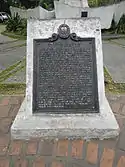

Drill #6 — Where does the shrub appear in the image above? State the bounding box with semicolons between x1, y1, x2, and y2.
6;13;21;32
116;14;125;34
111;18;117;31
6;13;27;36
88;0;125;7
16;19;27;36
39;0;55;10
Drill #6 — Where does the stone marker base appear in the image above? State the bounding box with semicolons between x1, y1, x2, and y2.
11;97;119;140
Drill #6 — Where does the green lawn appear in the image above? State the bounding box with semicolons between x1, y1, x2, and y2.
104;67;125;94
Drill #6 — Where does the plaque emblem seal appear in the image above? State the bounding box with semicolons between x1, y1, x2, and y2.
58;24;70;39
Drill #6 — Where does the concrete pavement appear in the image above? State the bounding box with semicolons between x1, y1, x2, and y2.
103;39;125;83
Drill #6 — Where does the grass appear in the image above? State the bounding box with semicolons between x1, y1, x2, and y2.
0;59;26;95
104;67;125;94
1;31;26;40
0;61;22;79
0;83;25;94
0;65;25;83
0;58;26;82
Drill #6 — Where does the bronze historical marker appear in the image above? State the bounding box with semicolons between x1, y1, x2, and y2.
33;24;99;113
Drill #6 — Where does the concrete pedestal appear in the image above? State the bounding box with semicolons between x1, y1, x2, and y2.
11;97;119;140
11;18;119;140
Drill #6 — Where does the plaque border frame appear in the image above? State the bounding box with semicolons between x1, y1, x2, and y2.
33;32;99;113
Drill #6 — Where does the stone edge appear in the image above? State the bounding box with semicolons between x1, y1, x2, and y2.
11;97;119;140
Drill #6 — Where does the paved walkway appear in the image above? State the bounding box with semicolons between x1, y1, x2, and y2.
103;39;125;83
0;25;26;72
0;38;26;71
0;94;125;167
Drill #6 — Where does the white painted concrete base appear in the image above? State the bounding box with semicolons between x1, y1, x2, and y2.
11;18;119;140
11;97;119;140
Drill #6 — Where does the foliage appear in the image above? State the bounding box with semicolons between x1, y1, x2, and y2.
38;0;125;9
4;0;16;6
116;14;125;34
39;0;55;10
6;13;21;32
110;17;117;31
18;0;39;9
106;17;117;34
2;0;125;11
6;13;27;36
88;0;125;7
0;0;9;13
17;0;56;10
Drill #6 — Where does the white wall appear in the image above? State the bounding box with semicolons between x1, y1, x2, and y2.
54;2;81;19
10;6;27;18
39;6;55;19
62;0;89;7
90;1;125;26
114;1;125;23
88;5;115;29
54;0;125;29
27;6;40;19
10;6;55;20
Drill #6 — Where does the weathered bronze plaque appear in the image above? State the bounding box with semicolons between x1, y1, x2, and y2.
33;24;99;113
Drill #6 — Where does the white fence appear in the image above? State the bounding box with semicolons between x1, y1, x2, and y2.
10;6;27;18
89;0;125;28
10;6;55;20
10;1;125;29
